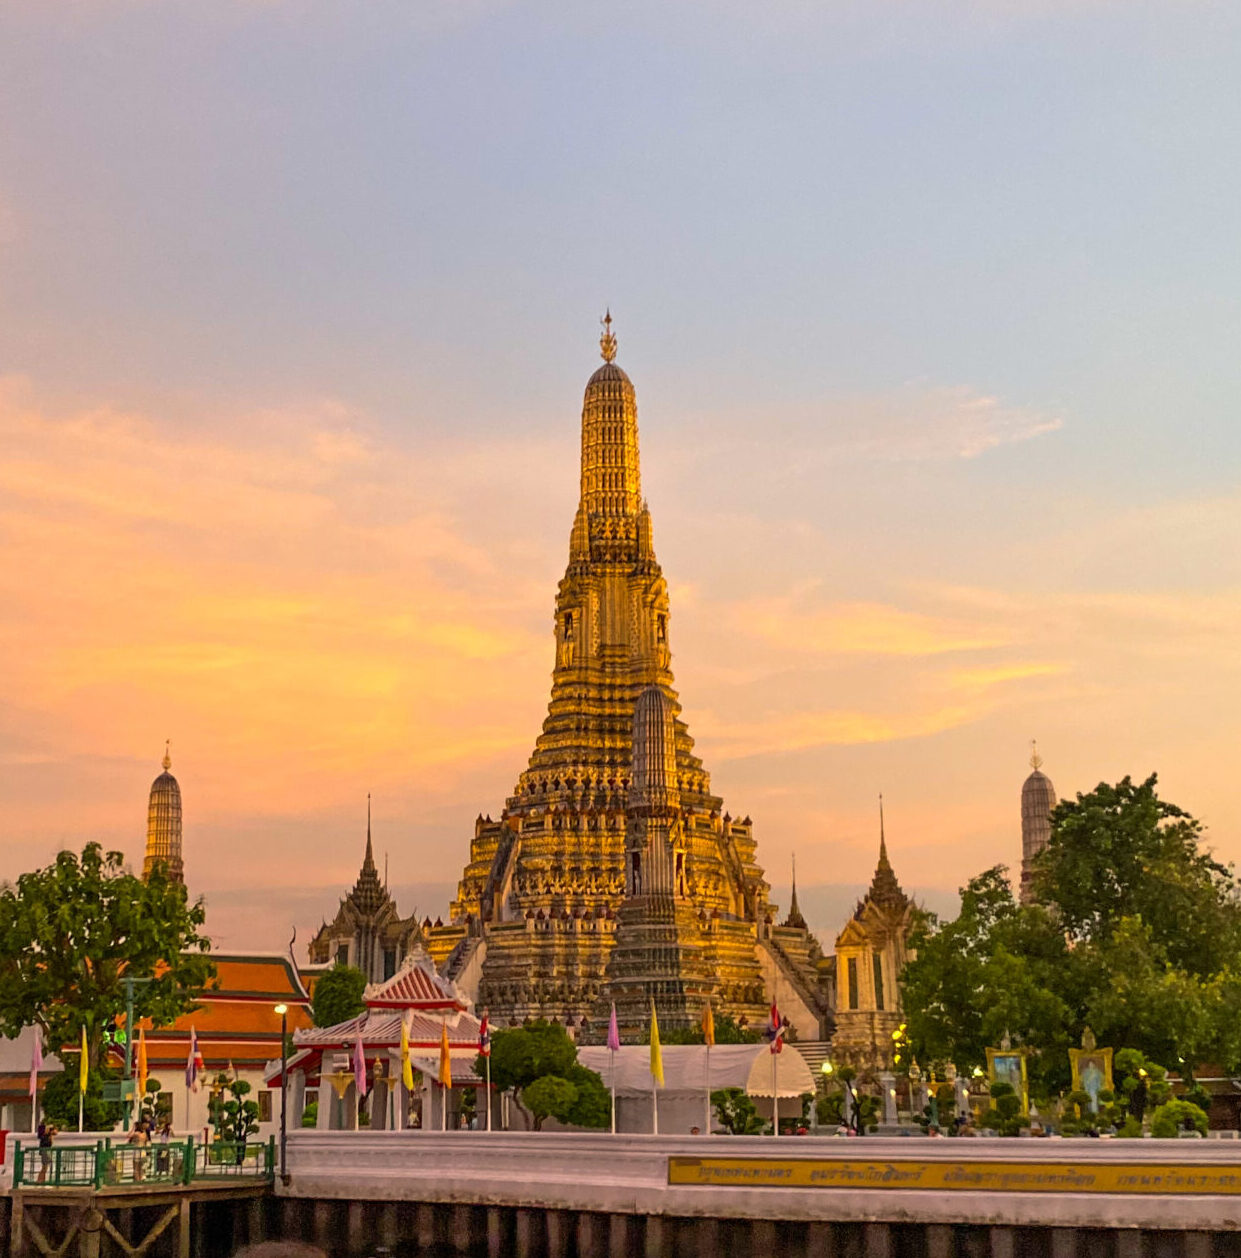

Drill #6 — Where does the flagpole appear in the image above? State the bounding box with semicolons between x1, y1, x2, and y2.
652;1072;658;1136
78;1091;84;1133
772;1049;779;1137
610;1051;616;1135
704;1041;711;1135
486;1055;492;1132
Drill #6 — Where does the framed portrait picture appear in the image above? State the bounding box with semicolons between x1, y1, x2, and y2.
1070;1046;1114;1112
985;1047;1030;1114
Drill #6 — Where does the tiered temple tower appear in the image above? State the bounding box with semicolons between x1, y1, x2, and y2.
831;801;915;1069
143;742;184;884
309;800;424;982
425;318;828;1036
1020;743;1057;903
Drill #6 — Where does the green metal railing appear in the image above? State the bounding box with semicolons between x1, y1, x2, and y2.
11;1136;275;1190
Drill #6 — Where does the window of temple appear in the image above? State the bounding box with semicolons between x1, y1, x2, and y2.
383;948;397;980
872;952;885;1011
675;851;685;896
631;851;642;895
847;956;860;1011
656;614;667;643
257;1090;273;1123
563;613;573;640
335;944;349;967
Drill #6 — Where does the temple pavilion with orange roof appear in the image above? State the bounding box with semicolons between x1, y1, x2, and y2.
266;947;485;1131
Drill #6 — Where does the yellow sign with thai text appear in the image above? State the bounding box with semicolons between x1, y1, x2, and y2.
667;1158;1241;1195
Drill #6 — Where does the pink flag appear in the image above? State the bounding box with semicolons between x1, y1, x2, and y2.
29;1026;43;1100
353;1032;368;1098
607;1003;621;1052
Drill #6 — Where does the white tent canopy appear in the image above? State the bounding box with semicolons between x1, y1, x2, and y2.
576;1043;813;1099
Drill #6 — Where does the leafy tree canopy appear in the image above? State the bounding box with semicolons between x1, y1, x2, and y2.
902;775;1241;1090
40;1060;124;1131
1035;774;1241;975
478;1020;608;1130
0;844;213;1069
661;1012;762;1045
311;965;367;1028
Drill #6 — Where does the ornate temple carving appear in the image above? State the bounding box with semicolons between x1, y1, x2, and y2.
425;320;830;1036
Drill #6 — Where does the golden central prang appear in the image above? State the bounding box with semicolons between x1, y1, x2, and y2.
425;319;827;1038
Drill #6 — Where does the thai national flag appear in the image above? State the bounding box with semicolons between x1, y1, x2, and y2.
478;1013;491;1059
186;1026;204;1091
767;1001;785;1055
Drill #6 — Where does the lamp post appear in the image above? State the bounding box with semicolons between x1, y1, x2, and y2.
274;1003;289;1184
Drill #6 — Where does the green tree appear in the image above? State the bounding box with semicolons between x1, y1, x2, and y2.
711;1087;766;1135
478;1020;607;1130
901;867;1081;1094
979;1081;1028;1137
661;1013;762;1045
311;965;367;1027
40;1059;124;1131
208;1074;260;1156
1150;1099;1208;1139
562;1063;611;1128
1034;775;1241;977
0;845;214;1070
138;1077;168;1126
522;1075;578;1131
902;777;1241;1086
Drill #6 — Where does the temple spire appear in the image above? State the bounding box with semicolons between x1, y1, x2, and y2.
364;793;375;870
784;852;806;929
600;309;617;363
162;739;171;772
878;793;889;868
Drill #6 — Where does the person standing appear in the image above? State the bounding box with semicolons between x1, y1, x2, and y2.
36;1119;56;1183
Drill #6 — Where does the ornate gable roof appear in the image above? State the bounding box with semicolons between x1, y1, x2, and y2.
363;947;468;1013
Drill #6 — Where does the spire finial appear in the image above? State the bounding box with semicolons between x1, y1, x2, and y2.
599;309;617;363
878;793;890;865
1030;739;1043;771
162;739;171;772
363;793;375;869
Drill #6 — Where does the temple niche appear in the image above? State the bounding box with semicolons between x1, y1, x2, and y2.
830;807;915;1071
422;319;831;1038
308;806;424;984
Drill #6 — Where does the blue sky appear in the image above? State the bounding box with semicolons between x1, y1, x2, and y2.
2;0;1239;949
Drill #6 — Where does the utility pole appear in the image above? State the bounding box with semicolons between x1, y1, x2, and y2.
122;975;153;1132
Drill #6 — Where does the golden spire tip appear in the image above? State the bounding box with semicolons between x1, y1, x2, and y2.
599;309;617;363
162;739;171;772
1030;739;1043;771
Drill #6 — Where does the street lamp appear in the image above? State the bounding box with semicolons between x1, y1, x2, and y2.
274;1004;289;1184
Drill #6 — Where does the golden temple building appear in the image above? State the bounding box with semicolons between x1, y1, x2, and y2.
830;802;915;1070
423;318;830;1038
143;740;184;884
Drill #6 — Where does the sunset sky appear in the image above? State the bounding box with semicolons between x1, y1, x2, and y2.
2;1;1239;952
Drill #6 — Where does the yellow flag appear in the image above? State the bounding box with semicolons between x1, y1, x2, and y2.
401;1013;414;1091
79;1026;89;1094
649;1000;664;1087
438;1021;452;1088
702;1001;715;1047
137;1026;149;1101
